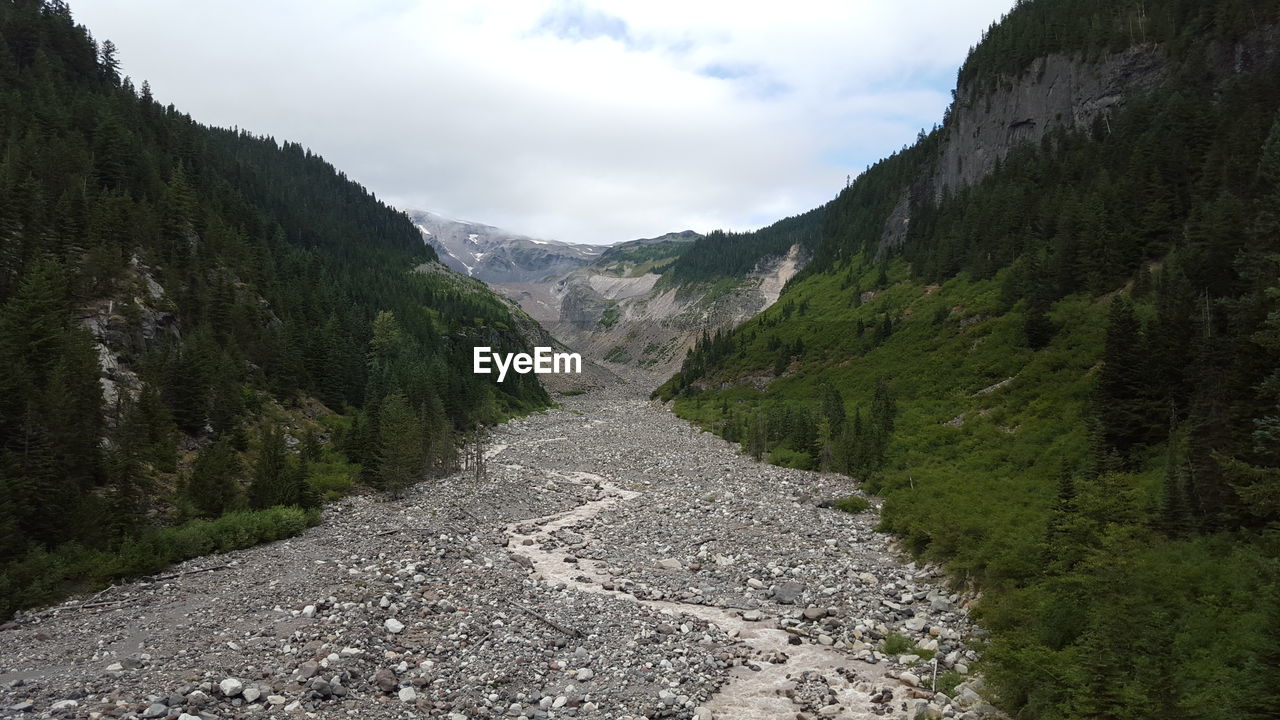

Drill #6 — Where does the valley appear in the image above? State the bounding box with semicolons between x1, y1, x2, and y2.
0;380;991;720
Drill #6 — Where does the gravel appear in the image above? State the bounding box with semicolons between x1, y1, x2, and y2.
0;375;1001;720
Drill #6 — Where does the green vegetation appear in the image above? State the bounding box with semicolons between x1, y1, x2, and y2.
663;208;822;285
832;496;870;514
0;0;548;619
595;237;692;276
658;1;1280;717
599;301;620;328
881;632;923;657
0;506;318;619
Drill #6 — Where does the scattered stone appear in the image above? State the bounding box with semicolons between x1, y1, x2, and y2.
774;581;805;604
0;381;990;720
219;678;244;697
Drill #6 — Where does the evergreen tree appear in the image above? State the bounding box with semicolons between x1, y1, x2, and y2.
185;439;240;518
248;425;293;509
377;392;423;498
1095;297;1156;458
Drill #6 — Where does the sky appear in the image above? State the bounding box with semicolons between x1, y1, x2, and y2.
73;0;1015;246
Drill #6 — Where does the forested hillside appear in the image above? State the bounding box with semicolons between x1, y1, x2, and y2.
661;207;823;285
659;0;1280;717
0;0;547;618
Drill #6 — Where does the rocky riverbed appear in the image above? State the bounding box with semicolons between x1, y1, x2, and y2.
0;380;1001;720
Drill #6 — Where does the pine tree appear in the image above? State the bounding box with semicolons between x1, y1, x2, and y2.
186;439;240;518
1095;296;1156;458
249;425;292;509
377;392;423;498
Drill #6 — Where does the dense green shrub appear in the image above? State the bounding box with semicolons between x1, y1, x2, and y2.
0;506;318;620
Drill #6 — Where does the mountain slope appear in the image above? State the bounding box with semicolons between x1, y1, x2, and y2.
0;0;549;618
658;1;1280;718
407;209;602;284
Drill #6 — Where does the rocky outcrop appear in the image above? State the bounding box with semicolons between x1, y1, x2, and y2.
75;256;180;408
883;23;1280;251
530;244;805;374
880;45;1167;251
932;46;1166;202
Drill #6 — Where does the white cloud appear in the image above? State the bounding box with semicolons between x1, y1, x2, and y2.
72;0;1013;245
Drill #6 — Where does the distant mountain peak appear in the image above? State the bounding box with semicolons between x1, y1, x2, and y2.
403;209;602;283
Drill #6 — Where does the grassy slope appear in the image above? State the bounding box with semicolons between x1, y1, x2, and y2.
672;257;1129;581
668;257;1279;717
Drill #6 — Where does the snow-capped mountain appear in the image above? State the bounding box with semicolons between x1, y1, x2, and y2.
406;209;602;285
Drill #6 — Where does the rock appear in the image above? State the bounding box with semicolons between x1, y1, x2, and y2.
141;702;168;718
747;578;764;589
693;707;714;720
398;687;417;702
742;609;764;621
384;618;405;634
575;668;594;681
658;558;682;569
900;671;921;687
267;695;287;705
296;660;319;680
301;604;317;618
818;704;842;716
802;607;827;620
179;714;202;720
913;704;944;720
818;634;834;645
373;668;398;692
50;700;78;710
219;678;244;697
774;581;805;604
904;617;927;631
242;687;262;703
8;701;33;712
953;687;982;710
104;662;123;672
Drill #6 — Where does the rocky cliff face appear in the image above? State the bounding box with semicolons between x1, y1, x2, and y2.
881;46;1167;250
881;23;1280;251
933;46;1166;200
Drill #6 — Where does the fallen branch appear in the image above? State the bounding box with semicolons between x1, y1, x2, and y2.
150;564;231;582
50;597;130;614
508;600;582;638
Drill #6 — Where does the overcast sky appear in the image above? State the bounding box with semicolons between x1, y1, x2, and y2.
74;0;1014;245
